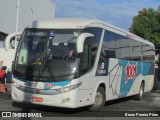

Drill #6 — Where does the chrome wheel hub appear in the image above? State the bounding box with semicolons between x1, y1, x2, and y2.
94;92;102;107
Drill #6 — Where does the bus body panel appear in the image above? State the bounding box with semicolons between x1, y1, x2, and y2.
11;77;91;108
12;85;79;108
88;58;154;101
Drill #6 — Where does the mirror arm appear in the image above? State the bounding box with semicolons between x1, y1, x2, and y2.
5;32;22;51
77;33;94;53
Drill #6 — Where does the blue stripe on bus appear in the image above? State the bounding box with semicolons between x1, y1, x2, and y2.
43;80;71;90
13;76;25;82
13;76;71;89
142;62;152;75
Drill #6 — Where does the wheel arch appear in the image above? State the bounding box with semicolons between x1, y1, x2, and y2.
89;82;106;111
92;82;106;102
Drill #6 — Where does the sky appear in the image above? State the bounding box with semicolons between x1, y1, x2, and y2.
52;0;160;30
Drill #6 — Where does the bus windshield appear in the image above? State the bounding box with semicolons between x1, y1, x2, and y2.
14;28;81;82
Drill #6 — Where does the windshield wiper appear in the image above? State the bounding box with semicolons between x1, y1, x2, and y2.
38;38;57;82
45;59;57;82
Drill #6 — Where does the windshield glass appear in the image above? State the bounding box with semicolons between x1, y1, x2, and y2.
14;28;81;82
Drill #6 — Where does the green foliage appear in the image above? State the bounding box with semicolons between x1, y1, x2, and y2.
129;7;160;49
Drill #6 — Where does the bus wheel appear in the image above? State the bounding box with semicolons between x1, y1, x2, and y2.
134;82;144;100
89;86;105;111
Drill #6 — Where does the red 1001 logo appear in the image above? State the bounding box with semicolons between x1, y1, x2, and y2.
125;63;137;83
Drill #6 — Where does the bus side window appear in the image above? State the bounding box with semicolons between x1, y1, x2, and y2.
79;44;89;74
79;42;99;75
99;50;106;61
90;45;98;67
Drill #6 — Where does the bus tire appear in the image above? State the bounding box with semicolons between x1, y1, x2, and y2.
134;82;144;100
89;86;106;111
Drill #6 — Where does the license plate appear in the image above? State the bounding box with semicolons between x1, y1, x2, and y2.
32;97;43;102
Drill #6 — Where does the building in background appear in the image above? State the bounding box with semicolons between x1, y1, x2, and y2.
0;0;55;82
0;0;55;35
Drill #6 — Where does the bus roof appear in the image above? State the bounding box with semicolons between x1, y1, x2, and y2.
31;18;100;29
30;18;154;47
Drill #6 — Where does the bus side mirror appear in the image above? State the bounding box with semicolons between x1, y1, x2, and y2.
77;33;94;53
5;32;22;51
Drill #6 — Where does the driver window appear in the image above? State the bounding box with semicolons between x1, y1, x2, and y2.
79;27;103;75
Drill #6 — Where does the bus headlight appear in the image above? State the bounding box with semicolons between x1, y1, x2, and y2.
57;82;82;93
72;67;77;73
12;81;20;87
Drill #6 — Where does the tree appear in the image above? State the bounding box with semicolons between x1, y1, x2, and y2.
129;7;160;51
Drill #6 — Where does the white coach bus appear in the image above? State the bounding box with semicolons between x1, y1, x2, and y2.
10;18;155;111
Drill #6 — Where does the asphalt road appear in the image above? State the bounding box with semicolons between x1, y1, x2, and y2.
0;84;160;120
